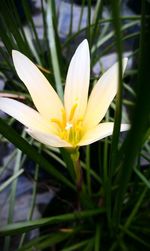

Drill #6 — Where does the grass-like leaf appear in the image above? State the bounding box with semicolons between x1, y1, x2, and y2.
113;0;150;226
0;209;105;235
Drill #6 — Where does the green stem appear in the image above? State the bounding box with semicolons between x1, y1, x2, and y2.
86;145;92;196
71;149;82;191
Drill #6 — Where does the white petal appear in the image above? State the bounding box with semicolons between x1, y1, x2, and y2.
12;50;63;120
79;122;129;146
27;129;72;148
0;97;52;132
83;58;128;129
64;40;90;120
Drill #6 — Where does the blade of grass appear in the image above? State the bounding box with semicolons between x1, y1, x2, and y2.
124;187;148;230
118;240;128;251
3;144;23;251
83;239;95;251
77;0;86;31
103;111;111;225
0;149;17;176
0;48;14;73
91;32;140;67
60;148;76;181
87;0;92;46
19;232;71;251
81;161;102;184
46;0;63;99
21;0;43;60
90;0;103;46
119;225;150;249
0;208;105;235
103;111;110;181
0;16;16;54
107;0;123;227
86;145;92;196
0;169;24;193
113;0;150;226
45;149;66;168
62;239;93;251
133;167;150;189
23;27;41;64
0;0;31;56
94;224;101;251
18;163;39;248
64;16;141;49
9;0;32;54
69;0;74;36
41;0;51;68
91;20;140;54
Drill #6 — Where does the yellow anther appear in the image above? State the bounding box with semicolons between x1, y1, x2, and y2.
50;104;84;146
69;103;78;121
51;118;63;129
76;117;83;125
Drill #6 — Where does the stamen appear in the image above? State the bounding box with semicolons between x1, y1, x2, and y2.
69;127;74;143
50;103;83;146
61;108;66;127
51;118;63;129
69;103;78;121
76;118;83;125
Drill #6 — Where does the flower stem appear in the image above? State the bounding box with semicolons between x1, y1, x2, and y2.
71;149;82;191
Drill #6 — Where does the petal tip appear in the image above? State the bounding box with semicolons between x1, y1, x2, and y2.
78;39;89;51
12;49;21;59
12;50;25;66
82;39;88;45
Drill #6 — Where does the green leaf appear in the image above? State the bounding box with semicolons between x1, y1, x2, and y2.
62;239;93;251
113;0;150;226
0;169;24;192
19;232;71;251
47;0;63;99
0;209;105;235
119;225;150;249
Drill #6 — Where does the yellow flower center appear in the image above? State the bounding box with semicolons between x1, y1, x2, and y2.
51;103;83;146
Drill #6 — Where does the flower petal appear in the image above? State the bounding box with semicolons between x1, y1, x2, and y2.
26;129;72;148
79;122;130;146
83;58;128;129
12;50;63;120
64;39;90;120
0;97;52;132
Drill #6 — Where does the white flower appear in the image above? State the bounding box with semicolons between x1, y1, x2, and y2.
0;40;129;148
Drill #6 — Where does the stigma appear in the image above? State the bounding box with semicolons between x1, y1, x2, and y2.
65;122;73;130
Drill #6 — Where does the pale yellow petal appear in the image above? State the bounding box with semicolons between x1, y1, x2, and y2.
12;50;63;120
83;58;128;129
79;122;129;146
26;129;72;148
0;97;52;132
64;40;90;120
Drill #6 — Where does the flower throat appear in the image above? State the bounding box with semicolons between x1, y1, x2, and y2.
51;103;83;146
